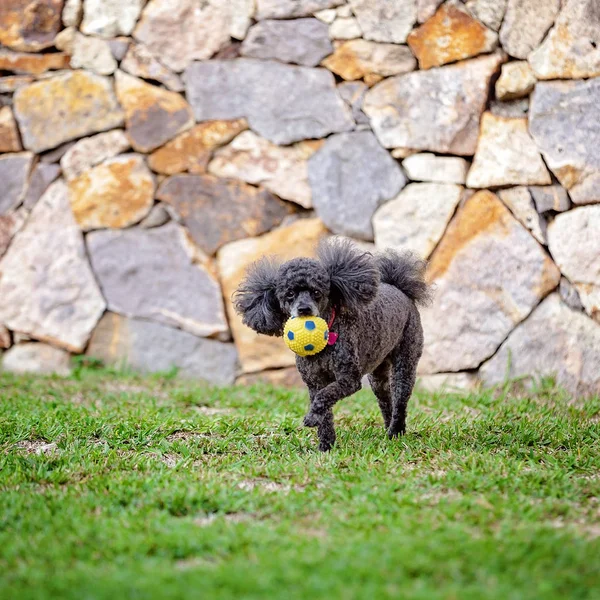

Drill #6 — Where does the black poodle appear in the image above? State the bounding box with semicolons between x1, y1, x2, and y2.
233;238;431;451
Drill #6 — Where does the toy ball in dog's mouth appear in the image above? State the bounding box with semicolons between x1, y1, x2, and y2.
283;316;329;356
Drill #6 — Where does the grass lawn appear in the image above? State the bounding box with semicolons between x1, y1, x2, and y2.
1;366;599;599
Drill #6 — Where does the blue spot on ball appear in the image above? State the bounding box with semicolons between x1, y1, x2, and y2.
304;320;316;330
304;344;314;352
324;331;329;340
287;331;294;341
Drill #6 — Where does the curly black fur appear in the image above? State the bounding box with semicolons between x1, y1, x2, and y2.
234;238;431;452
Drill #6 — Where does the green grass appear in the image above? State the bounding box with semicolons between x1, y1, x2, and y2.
1;367;599;600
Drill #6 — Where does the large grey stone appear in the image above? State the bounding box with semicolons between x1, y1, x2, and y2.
529;79;600;206
208;131;321;208
465;0;507;31
255;0;342;19
499;0;560;59
87;223;228;338
0;181;105;352
0;152;34;214
419;191;560;373
2;342;71;376
402;153;468;184
156;174;292;255
547;205;600;323
498;187;546;245
308;131;406;240
349;0;417;44
81;0;145;37
466;113;551;188
22;163;60;210
184;59;353;145
241;19;332;67
364;52;504;155
87;312;238;385
479;294;600;396
373;183;463;259
134;0;254;73
529;0;600;80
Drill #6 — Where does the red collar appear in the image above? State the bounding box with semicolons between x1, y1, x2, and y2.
327;306;338;346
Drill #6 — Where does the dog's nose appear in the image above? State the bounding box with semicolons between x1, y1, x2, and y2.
297;305;313;316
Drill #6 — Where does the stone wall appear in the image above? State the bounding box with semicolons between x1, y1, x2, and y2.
0;0;599;394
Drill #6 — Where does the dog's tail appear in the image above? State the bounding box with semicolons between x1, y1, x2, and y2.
375;249;433;307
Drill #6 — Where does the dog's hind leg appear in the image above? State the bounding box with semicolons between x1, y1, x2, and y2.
388;308;424;439
368;358;392;430
317;409;336;451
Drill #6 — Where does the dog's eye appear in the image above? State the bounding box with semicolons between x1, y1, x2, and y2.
286;291;295;301
313;290;322;299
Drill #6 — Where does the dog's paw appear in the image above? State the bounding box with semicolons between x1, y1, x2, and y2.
303;411;323;428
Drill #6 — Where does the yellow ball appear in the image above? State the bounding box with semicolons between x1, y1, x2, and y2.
283;316;329;357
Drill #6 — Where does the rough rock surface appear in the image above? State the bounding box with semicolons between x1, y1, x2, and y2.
0;0;64;51
373;183;462;259
308;130;406;240
337;81;369;126
0;76;34;93
139;203;171;229
13;71;124;153
87;312;238;384
148;120;248;176
157;174;292;255
559;277;584;312
120;43;184;92
217;218;328;373
420;191;560;373
548;205;600;323
0;325;10;349
417;0;443;24
0;152;34;214
208;131;321;209
68;154;155;231
241;19;332;67
495;61;536;100
402;153;468;184
1;343;71;376
60;130;130;181
322;39;416;81
498;187;546;244
256;0;343;19
465;0;507;31
0;106;22;152
407;2;498;69
489;98;529;118
22;163;60;209
529;185;570;214
529;0;600;80
70;32;117;75
237;367;305;388
364;52;505;154
499;0;560;59
529;79;600;206
329;17;362;40
184;59;353;145
417;372;480;393
115;70;194;153
0;181;105;352
0;210;27;258
134;0;253;73
81;0;145;37
466;113;551;188
349;0;417;44
0;51;70;76
479;294;600;395
87;223;228;338
62;0;82;27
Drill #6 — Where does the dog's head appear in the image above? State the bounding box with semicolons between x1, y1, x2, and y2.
233;238;379;336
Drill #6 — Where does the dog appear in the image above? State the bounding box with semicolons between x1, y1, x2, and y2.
233;238;431;451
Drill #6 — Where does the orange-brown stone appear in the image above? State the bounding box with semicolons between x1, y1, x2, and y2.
407;2;498;69
68;154;155;231
0;106;22;152
148;120;248;175
0;51;70;75
217;218;328;374
115;70;194;153
0;0;64;51
157;174;294;255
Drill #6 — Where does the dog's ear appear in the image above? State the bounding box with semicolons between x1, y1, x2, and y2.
233;257;286;336
317;237;379;311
